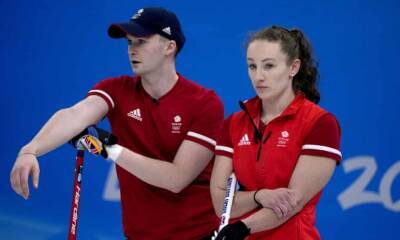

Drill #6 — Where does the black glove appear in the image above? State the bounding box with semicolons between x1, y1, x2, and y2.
69;126;118;158
215;221;250;240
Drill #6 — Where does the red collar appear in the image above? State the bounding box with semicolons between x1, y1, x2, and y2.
242;93;306;123
135;74;183;101
280;93;306;117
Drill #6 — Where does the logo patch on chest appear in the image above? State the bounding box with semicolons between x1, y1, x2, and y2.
238;133;251;146
171;115;182;134
127;108;142;121
277;130;290;147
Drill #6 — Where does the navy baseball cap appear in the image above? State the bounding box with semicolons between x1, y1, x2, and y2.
108;7;186;52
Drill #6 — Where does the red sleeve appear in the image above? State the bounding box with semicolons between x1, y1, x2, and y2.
185;92;224;151
301;113;342;162
215;115;234;158
86;77;123;114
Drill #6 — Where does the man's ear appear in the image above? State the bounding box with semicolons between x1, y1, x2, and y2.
165;40;177;56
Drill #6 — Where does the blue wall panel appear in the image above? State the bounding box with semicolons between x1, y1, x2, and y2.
1;0;399;239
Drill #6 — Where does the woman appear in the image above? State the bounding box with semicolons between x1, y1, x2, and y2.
211;26;341;239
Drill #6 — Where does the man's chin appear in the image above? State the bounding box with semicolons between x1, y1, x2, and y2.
130;66;142;75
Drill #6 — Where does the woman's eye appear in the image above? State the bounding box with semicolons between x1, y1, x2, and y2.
248;64;256;70
264;64;274;69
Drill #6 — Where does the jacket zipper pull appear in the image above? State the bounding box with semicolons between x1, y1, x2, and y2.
256;131;272;161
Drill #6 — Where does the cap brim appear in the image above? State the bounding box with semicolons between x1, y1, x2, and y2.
108;22;156;38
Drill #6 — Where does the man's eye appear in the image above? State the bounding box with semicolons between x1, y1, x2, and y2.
135;39;146;46
127;39;146;46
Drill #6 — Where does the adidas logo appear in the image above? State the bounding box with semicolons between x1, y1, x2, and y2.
131;8;144;19
238;134;251;146
162;27;171;35
127;108;142;121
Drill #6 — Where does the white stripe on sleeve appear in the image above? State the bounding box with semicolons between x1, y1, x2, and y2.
302;144;342;157
89;90;115;108
216;145;234;154
187;131;216;146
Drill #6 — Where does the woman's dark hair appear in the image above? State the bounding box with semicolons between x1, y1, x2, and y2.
247;26;320;103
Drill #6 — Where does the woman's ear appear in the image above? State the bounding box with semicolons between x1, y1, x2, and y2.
290;59;301;77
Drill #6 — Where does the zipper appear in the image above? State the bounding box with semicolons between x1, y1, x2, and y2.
257;131;272;161
238;100;273;162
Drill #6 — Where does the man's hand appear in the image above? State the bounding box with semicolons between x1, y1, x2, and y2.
69;126;118;158
76;135;104;155
215;220;250;240
10;153;40;200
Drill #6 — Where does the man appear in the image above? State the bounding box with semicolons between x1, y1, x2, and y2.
10;7;223;239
